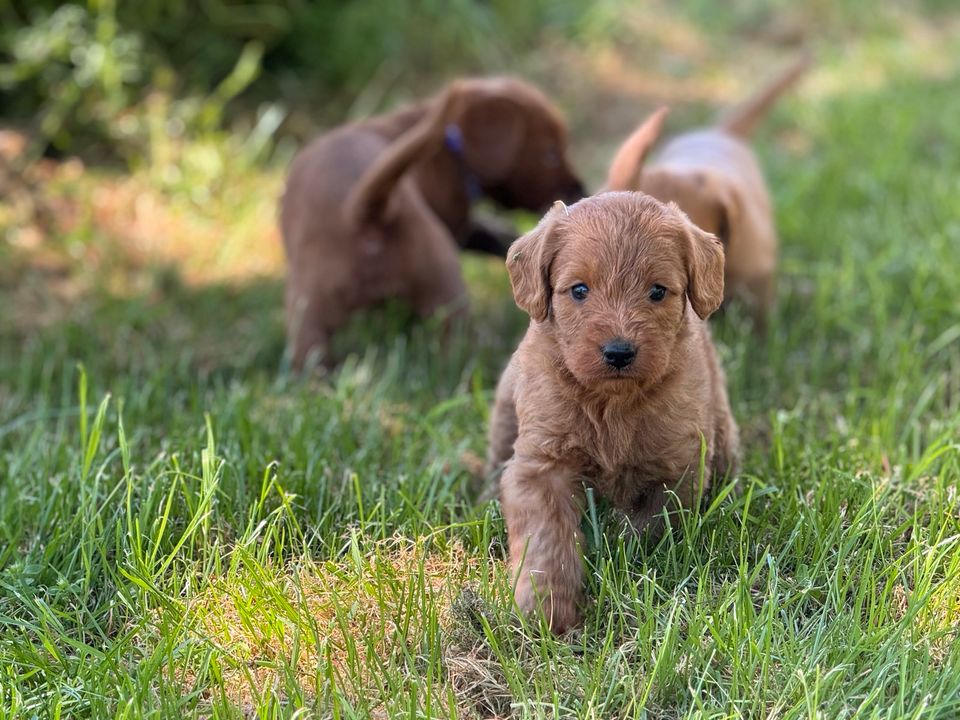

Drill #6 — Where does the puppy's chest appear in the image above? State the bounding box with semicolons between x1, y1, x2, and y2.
571;412;700;497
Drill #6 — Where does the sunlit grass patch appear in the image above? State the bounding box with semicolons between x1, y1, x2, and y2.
176;537;489;711
4;161;285;286
915;574;960;666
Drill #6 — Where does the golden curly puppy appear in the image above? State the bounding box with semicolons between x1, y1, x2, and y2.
605;54;810;329
486;192;739;633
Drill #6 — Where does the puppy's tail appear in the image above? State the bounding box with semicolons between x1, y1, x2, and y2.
603;106;669;192
343;86;456;228
717;51;812;138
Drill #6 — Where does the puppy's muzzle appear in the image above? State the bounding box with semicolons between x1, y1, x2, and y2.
601;339;636;370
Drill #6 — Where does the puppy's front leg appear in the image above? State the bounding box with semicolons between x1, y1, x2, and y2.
462;214;517;257
500;456;584;633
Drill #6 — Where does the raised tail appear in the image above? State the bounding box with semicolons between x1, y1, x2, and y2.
717;50;812;138
342;85;456;228
603;106;669;192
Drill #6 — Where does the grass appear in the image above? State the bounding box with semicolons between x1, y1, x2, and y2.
2;3;960;719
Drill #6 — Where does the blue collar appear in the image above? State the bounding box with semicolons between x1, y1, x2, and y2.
444;124;483;202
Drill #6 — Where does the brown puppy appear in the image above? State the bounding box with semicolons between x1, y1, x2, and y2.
281;77;584;369
605;54;811;328
487;192;738;633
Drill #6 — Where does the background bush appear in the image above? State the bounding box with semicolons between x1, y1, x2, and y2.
0;0;592;165
3;0;942;169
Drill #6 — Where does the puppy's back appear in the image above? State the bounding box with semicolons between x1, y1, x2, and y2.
281;128;392;253
653;130;764;189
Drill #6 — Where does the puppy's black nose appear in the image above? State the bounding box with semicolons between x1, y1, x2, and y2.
602;339;636;369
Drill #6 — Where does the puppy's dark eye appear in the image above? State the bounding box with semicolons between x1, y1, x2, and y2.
649;284;667;302
570;283;589;301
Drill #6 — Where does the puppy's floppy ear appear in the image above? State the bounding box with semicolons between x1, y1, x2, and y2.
506;201;565;322
676;205;725;319
603;106;669;191
460;94;526;181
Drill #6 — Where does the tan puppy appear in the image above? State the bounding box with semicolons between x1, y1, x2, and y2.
486;192;739;633
605;54;810;328
281;77;584;369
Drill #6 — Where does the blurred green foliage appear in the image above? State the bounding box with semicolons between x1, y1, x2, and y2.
0;0;945;169
0;0;588;166
0;2;143;159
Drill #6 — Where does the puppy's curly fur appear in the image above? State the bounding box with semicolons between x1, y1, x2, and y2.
486;192;739;633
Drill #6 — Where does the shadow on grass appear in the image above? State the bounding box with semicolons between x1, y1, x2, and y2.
0;262;286;382
0;249;528;406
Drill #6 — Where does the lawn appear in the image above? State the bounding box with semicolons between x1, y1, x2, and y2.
1;3;959;719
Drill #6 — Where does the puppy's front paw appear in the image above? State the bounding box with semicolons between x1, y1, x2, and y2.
515;578;580;635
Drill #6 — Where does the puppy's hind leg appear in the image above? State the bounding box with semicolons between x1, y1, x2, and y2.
711;410;740;483
483;362;519;497
405;219;469;326
501;456;584;634
476;364;521;503
743;271;775;334
286;281;346;372
624;482;670;540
